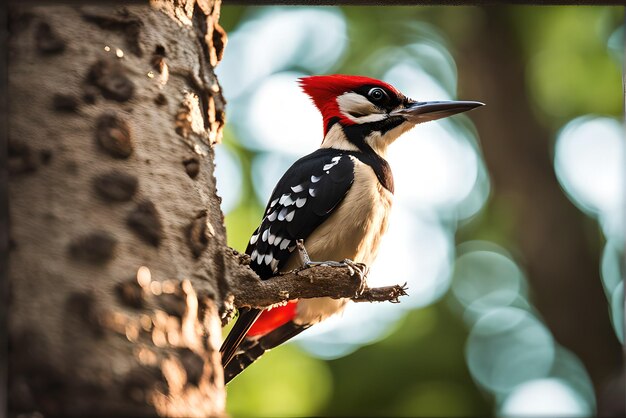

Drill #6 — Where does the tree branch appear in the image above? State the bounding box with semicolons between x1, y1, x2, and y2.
225;250;409;310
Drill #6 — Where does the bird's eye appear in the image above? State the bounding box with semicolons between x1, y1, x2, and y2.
368;87;388;102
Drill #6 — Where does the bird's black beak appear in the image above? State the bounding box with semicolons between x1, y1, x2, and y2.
390;100;484;124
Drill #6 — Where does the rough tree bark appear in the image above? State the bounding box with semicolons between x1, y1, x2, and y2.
453;7;623;415
7;2;230;416
6;3;407;416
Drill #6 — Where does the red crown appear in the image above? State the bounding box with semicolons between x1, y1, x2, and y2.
299;75;399;136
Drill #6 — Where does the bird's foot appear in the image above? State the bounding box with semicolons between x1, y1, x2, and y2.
295;240;368;294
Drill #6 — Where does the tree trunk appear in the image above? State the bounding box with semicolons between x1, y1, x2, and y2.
454;7;623;415
7;1;230;416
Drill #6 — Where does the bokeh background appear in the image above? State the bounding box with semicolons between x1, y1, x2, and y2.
214;5;624;417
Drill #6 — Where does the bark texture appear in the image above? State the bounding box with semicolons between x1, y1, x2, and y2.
8;2;229;416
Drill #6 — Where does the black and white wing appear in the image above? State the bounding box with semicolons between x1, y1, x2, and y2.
246;149;355;279
221;149;354;368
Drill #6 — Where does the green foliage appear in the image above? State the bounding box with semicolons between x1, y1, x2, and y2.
323;303;490;417
513;7;623;127
226;345;333;417
218;5;249;33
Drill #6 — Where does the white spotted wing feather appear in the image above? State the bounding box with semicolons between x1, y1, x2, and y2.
245;149;355;279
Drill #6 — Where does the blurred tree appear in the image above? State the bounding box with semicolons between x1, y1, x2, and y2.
7;1;229;416
448;6;623;415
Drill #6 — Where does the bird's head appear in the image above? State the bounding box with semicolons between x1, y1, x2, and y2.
299;74;483;156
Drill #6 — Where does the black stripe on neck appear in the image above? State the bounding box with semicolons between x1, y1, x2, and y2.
340;119;402;194
346;148;394;194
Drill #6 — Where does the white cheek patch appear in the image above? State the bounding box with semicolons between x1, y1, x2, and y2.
337;92;387;124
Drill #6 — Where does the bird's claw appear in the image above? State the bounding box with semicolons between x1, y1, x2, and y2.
303;258;368;295
296;240;368;295
341;259;368;296
303;258;366;275
340;258;368;278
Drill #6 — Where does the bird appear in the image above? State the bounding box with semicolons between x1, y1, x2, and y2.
220;74;483;383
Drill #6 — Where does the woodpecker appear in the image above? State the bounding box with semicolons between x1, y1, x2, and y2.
221;74;483;383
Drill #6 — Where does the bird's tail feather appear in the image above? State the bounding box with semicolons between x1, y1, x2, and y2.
220;307;263;368
224;321;309;384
